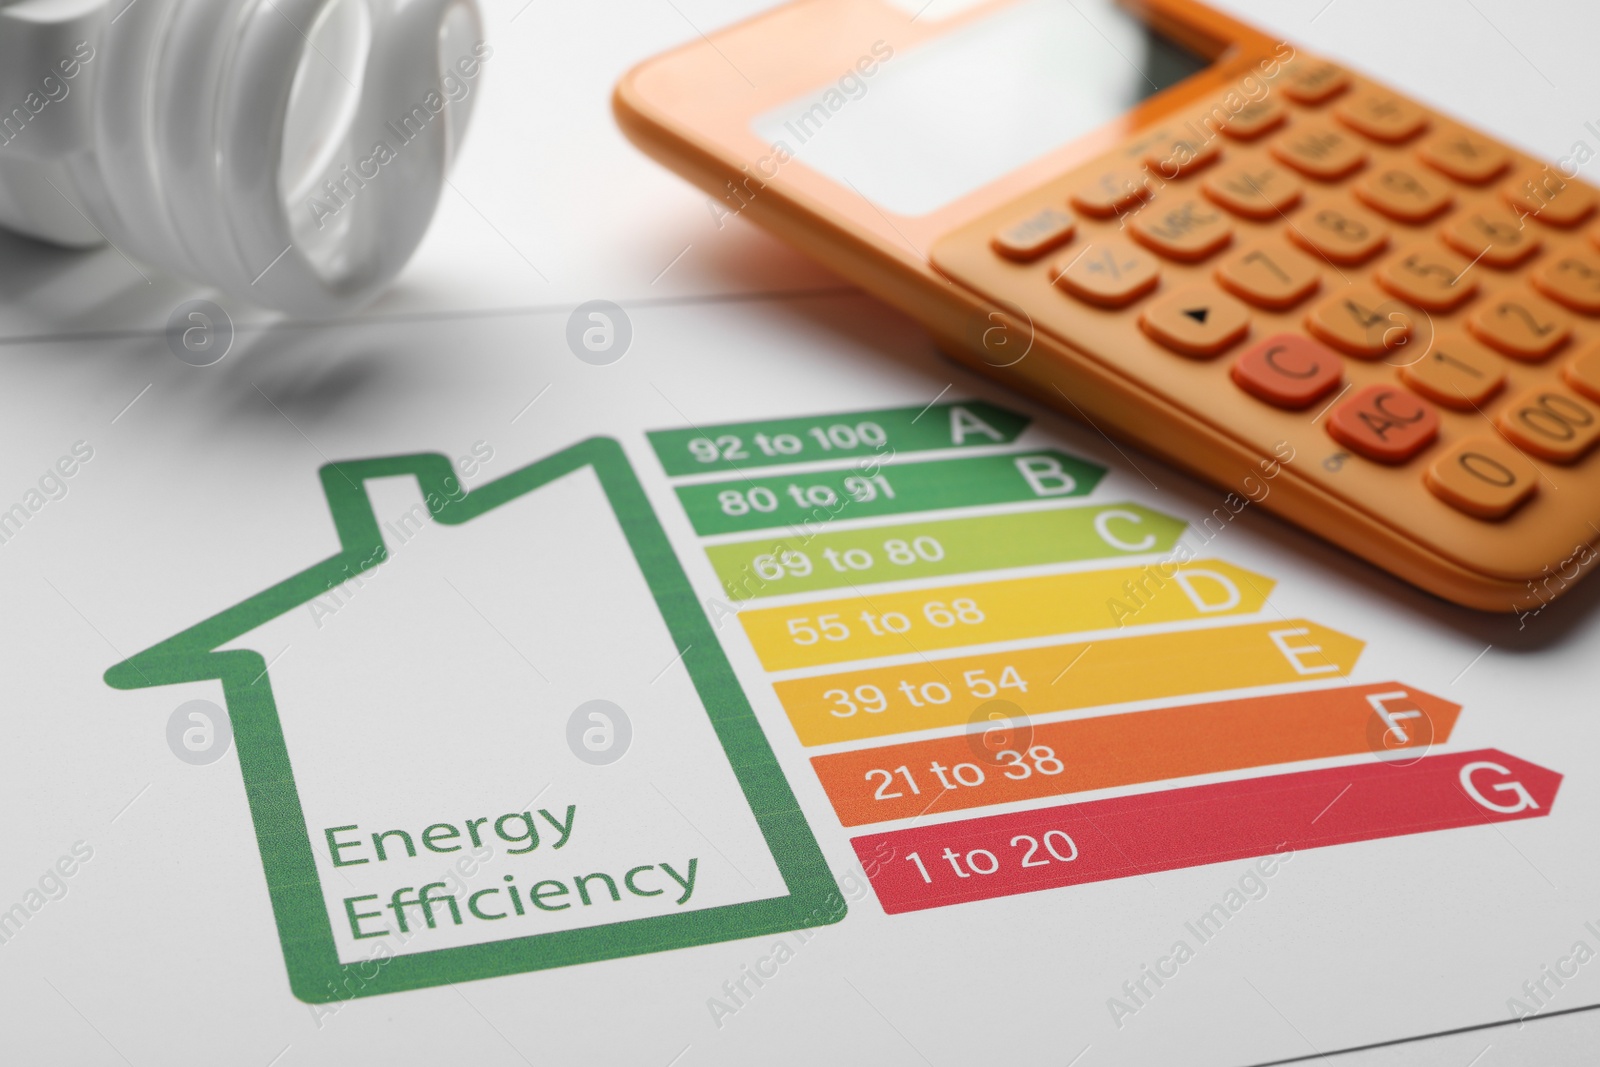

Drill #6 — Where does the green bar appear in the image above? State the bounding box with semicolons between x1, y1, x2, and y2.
647;400;1030;477
677;449;1104;535
706;503;1186;600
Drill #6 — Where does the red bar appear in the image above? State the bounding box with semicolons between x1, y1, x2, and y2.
852;749;1560;914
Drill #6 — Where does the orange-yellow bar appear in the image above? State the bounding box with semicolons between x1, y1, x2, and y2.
773;618;1364;746
740;559;1273;671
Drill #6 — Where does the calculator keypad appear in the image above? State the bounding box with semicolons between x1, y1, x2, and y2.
1398;332;1505;409
1417;126;1511;186
934;53;1600;597
1203;162;1304;220
1215;238;1323;310
1053;239;1161;307
1129;196;1234;261
991;207;1076;262
1531;250;1600;315
1305;284;1413;358
1145;134;1223;179
1467;290;1573;361
1425;439;1539;518
1502;167;1598;228
1328;385;1440;463
1566;343;1600;402
1354;165;1454;224
1218;98;1286;141
1441;207;1541;268
1375;242;1477;312
1069;169;1151;217
1278;58;1350;106
1231;334;1344;409
1497;387;1600;462
1271;121;1369;182
1288;195;1389;265
1139;286;1252;358
1334;91;1430;145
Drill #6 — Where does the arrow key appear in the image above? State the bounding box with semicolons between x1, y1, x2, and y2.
1141;286;1252;358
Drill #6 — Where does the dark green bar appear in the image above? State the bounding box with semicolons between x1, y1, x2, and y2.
675;449;1105;536
647;400;1029;477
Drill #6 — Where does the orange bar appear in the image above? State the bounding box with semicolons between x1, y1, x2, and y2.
811;682;1459;827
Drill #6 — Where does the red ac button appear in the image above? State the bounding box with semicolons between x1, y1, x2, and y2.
1327;384;1439;463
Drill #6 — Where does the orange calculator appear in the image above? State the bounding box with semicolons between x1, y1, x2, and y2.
615;0;1600;611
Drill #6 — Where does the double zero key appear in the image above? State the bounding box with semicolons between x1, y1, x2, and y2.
1497;388;1600;462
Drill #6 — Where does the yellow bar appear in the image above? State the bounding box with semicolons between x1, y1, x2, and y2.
740;559;1274;671
773;619;1364;746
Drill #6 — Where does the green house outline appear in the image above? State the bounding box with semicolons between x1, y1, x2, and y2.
105;437;842;1003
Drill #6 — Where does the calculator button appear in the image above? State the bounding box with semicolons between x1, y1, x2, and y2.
1328;384;1439;463
1054;239;1162;308
1144;133;1222;179
1278;59;1350;106
991;207;1077;262
1503;168;1599;228
1354;166;1454;224
1069;169;1151;218
1218;98;1286;141
1497;387;1600;462
1270;121;1368;182
1140;286;1252;358
1334;91;1430;144
1375;241;1478;312
1231;334;1343;408
1531;249;1600;315
1305;284;1414;358
1128;196;1233;261
1467;290;1573;361
1202;162;1304;220
1417;126;1511;186
1215;237;1322;310
1398;332;1505;410
1288;195;1389;266
1425;438;1539;519
1440;208;1542;269
1565;342;1600;403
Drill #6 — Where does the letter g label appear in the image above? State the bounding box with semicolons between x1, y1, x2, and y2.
1460;761;1540;814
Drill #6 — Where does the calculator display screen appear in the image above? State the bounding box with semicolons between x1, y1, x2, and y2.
750;0;1212;217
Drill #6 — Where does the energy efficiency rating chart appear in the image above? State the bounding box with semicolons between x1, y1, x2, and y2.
739;560;1271;670
850;750;1562;914
773;620;1364;746
705;503;1184;598
646;400;1028;476
811;683;1462;826
648;399;1564;918
677;450;1106;536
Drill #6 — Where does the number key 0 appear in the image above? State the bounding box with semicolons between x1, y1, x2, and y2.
1425;437;1539;519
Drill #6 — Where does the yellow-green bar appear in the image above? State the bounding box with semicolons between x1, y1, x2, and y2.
708;503;1185;600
